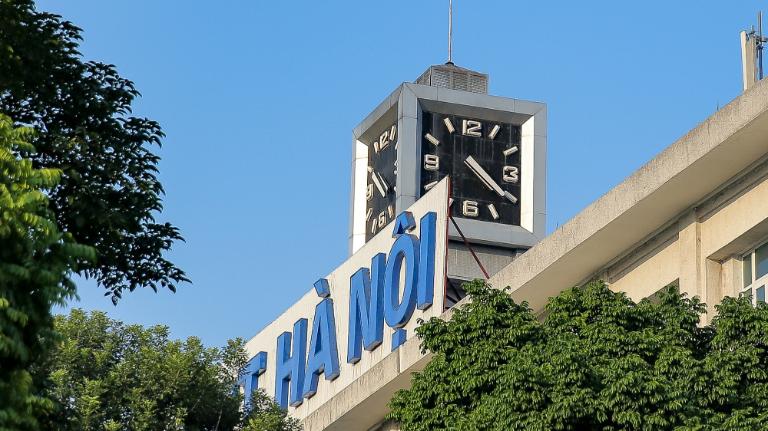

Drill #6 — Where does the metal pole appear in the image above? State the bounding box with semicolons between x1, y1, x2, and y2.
448;0;453;64
449;216;490;280
759;11;764;79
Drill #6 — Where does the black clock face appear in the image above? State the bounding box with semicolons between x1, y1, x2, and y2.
365;123;397;241
420;111;521;225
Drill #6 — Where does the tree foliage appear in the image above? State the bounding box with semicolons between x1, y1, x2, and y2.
388;280;768;430
0;0;187;302
241;390;301;431
0;115;93;430
38;309;298;431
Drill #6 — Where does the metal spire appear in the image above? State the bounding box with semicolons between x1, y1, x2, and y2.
447;0;453;64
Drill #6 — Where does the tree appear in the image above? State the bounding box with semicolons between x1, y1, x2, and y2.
241;390;301;431
0;115;93;430
0;0;187;302
39;309;299;431
388;280;768;430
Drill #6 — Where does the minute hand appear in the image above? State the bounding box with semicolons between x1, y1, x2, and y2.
464;156;518;204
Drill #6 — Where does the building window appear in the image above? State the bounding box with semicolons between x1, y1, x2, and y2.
742;242;768;304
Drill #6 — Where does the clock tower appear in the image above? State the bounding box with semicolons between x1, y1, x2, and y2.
349;63;546;305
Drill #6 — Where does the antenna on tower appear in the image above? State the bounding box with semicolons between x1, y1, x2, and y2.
741;11;766;91
447;0;454;65
759;11;765;80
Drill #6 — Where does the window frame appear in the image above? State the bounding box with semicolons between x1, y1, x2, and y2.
742;243;768;305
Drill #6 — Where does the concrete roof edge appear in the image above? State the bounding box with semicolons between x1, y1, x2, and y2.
490;78;768;309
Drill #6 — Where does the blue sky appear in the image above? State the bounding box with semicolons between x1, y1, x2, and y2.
40;0;764;347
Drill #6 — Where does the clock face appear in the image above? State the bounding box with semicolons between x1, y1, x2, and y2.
420;111;522;225
365;123;397;241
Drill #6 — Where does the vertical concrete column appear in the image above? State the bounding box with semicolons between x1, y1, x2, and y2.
720;256;743;300
349;137;369;254
677;210;703;301
679;210;731;323
395;87;419;214
703;259;722;323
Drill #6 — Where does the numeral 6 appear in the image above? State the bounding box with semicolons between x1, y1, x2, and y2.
462;200;479;217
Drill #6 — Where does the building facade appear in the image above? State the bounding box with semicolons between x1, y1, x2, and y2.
242;68;768;430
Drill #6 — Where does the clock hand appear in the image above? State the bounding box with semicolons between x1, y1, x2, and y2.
464;156;503;196
377;173;389;194
370;170;388;197
464;156;518;204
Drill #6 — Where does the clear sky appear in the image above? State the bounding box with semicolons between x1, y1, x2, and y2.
39;0;765;348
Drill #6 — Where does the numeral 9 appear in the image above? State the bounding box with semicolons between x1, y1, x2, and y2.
424;154;440;171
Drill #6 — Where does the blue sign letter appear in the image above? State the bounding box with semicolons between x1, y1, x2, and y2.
417;212;437;310
238;351;267;408
384;233;420;328
275;319;307;408
347;253;386;363
303;290;340;399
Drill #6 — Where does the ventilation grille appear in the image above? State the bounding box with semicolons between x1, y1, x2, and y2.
415;64;488;94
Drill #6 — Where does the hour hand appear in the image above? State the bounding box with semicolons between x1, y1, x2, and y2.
502;191;518;204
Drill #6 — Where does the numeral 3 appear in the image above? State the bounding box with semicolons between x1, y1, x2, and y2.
503;166;519;183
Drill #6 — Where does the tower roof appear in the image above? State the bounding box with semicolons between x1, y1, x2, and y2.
415;63;488;94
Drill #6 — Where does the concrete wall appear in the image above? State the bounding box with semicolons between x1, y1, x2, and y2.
607;155;768;319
